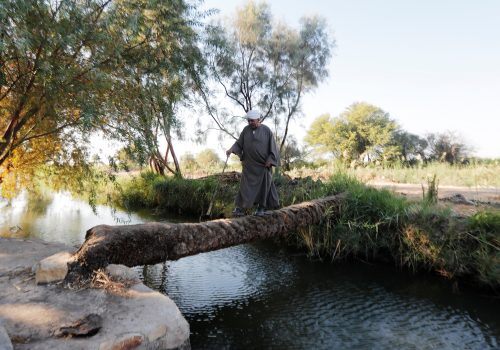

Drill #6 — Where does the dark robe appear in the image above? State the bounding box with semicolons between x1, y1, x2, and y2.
229;124;280;209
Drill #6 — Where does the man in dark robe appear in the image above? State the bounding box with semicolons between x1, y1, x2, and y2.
226;110;280;216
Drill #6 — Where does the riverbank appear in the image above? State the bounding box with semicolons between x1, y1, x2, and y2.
0;237;190;350
112;172;500;292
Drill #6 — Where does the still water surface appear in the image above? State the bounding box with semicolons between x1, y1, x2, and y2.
1;192;499;349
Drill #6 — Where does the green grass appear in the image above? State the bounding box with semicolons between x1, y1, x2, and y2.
116;171;238;216
289;172;500;291
113;169;499;292
285;161;500;187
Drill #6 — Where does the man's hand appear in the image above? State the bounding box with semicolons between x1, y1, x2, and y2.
264;161;272;168
226;149;232;157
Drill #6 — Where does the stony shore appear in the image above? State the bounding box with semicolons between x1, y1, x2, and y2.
0;237;190;350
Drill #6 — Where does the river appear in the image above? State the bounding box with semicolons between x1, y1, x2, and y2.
1;192;499;349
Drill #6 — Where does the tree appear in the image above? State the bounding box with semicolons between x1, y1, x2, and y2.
425;131;470;164
387;130;428;165
180;152;197;172
195;148;222;169
305;102;398;165
66;194;345;280
279;135;304;171
0;0;204;187
203;0;334;153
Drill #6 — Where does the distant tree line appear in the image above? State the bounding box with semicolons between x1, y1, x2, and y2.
305;102;472;167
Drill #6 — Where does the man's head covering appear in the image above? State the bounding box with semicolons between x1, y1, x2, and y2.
245;110;261;120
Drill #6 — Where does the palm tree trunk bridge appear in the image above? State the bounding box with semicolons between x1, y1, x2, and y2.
65;194;344;282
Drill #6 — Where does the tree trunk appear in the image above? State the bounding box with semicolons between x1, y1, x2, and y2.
65;194;345;283
165;138;182;177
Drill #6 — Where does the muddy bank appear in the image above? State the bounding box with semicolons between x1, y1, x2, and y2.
0;237;190;350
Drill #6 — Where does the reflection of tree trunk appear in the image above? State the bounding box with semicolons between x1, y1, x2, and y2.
66;194;346;282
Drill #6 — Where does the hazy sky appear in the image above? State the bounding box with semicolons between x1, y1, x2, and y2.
195;0;500;158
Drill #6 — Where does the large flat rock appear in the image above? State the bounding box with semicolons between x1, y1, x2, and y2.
0;237;190;349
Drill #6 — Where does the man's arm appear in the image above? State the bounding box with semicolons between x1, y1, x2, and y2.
227;127;245;158
266;129;280;168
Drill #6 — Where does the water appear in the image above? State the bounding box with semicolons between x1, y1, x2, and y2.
1;192;499;349
0;191;161;246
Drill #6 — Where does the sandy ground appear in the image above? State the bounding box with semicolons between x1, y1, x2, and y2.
367;181;500;216
368;181;500;202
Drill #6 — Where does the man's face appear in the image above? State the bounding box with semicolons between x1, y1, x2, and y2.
247;118;260;129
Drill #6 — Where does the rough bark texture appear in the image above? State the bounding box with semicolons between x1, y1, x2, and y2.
66;194;344;282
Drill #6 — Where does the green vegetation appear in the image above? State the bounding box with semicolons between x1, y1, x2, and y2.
292;173;499;291
305;103;471;167
1;0;206;185
203;0;334;151
113;170;499;291
286;161;500;188
116;171;238;217
305;103;398;165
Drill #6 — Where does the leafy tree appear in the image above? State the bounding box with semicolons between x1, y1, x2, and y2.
180;152;197;172
195;148;222;169
0;0;204;188
303;113;333;155
111;147;142;172
305;102;398;165
425;131;470;164
388;130;428;165
203;0;334;153
280;135;304;171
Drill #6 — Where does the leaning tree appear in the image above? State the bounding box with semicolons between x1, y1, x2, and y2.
201;0;334;153
0;0;205;188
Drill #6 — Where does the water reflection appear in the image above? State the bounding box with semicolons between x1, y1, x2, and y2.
137;242;500;350
0;191;154;246
140;243;297;313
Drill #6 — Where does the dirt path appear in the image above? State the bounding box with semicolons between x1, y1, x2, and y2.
368;181;500;203
367;181;500;216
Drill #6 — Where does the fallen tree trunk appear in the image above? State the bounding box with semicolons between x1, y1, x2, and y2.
66;194;345;282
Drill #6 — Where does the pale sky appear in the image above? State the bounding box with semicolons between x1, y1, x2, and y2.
185;0;500;159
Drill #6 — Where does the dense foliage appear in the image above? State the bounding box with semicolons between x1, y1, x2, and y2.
305;102;472;166
0;0;205;190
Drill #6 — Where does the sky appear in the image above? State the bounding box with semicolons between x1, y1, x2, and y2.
178;0;499;159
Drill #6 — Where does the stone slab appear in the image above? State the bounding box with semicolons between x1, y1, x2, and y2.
35;251;73;284
0;237;190;349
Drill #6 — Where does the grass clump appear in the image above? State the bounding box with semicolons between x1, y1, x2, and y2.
117;171;238;216
294;172;409;262
466;211;500;287
115;170;499;291
291;172;500;291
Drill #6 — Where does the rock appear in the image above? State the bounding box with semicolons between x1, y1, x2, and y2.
443;193;476;205
0;325;13;350
35;251;73;284
1;238;190;350
54;313;103;338
105;264;140;283
99;333;144;350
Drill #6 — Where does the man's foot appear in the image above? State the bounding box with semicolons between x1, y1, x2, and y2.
232;207;245;217
254;207;266;216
